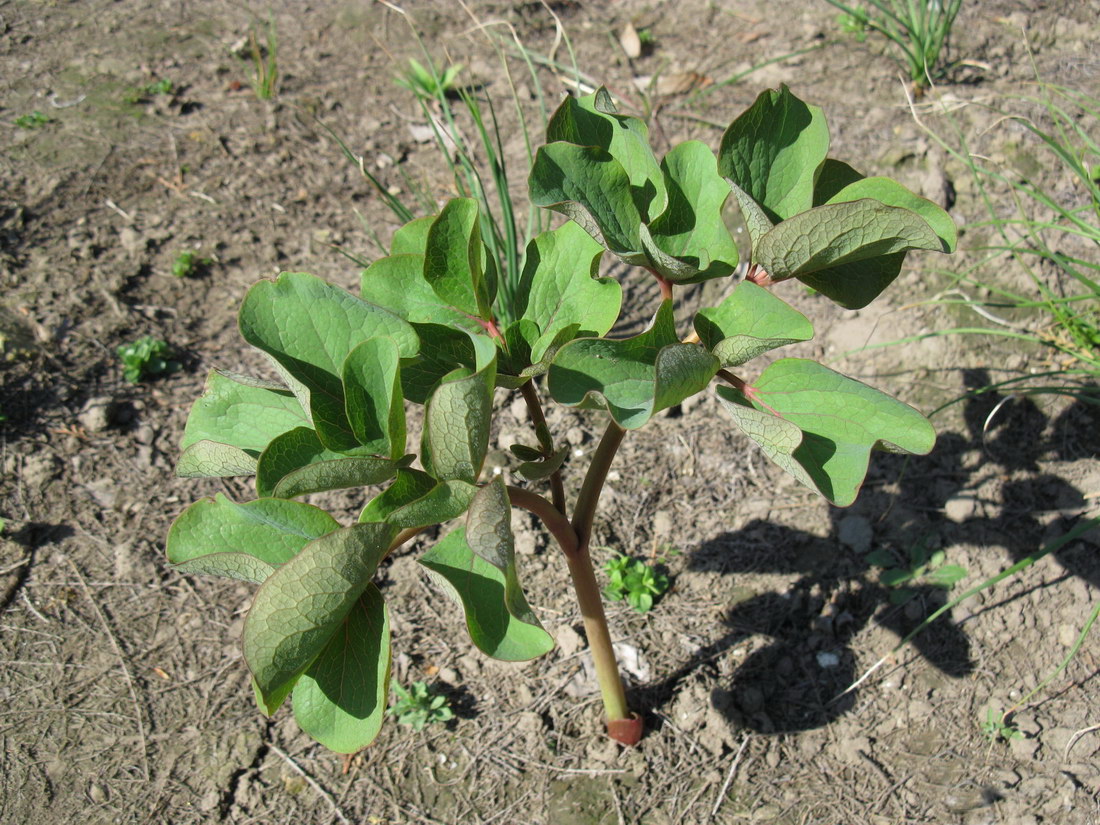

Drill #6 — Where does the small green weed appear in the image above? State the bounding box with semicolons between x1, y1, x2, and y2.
865;539;966;604
117;336;178;384
171;250;210;279
835;6;871;42
603;554;670;613
980;707;1022;742
395;58;464;101
388;681;454;731
14;111;50;129
124;78;174;104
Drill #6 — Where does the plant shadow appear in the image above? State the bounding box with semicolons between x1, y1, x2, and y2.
636;369;1100;736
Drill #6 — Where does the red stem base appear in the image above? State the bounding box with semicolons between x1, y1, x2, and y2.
607;713;644;746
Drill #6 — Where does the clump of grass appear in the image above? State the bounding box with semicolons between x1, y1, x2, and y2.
241;15;278;100
824;0;963;90
324;4;575;325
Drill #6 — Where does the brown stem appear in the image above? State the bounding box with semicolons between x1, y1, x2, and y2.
519;379;566;515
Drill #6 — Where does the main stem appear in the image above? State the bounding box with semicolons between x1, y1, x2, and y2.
510;417;641;744
569;420;642;744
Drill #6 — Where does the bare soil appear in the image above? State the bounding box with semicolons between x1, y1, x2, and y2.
2;1;1099;823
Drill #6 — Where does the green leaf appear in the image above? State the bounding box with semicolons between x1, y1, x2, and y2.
693;281;813;367
359;253;479;331
812;158;865;205
239;272;418;451
175;440;258;478
716;358;935;506
517;222;620;362
180;369;308;454
423;198;491;320
360;470;477;529
244;522;397;715
718;85;829;221
359;468;437;523
529;142;645;259
383;480;478;529
545;88;666;221
548;300;719;429
795;252;907;311
401;323;480;404
750;193;947;310
256;427;397;499
516;446;569;482
421;336;496;483
645;140;739;283
167;493;340;568
825;177;957;252
292;584;391;753
390;214;436;255
343;338;405;460
172;553;276;584
419;527;553;661
727;178;774;252
928;565;967;588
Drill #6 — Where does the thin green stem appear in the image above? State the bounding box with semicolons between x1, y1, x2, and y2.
519;380;566;514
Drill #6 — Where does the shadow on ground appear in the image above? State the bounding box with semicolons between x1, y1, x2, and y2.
637;369;1100;735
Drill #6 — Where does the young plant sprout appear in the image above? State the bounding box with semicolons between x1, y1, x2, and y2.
166;86;955;752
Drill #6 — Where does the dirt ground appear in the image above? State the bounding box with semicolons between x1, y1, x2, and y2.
2;1;1099;823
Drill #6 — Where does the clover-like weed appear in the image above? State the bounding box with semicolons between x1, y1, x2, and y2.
117;336;178;384
603;554;670;614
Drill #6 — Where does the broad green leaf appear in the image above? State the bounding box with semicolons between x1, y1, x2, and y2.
548;300;719;429
172;553;276;583
381;480;478;529
167;493;340;567
423;198;491;320
343;338;405;460
754;199;944;283
180;370;308;454
517;222;620;362
718;85;829;221
243;522;397;715
239;272;418;451
694;281;813;367
529;143;645;260
645;140;739;283
176;440;258;478
813;158;865;205
292;584;391;753
825;177;957;252
497;319;538;388
727;179;774;252
359;468;436;523
421;336;496;483
422;532;558;664
256;427;397;499
401;323;479;404
359;253;479;331
546;88;667;221
796;252;907;311
716;358;935;506
360;469;478;529
390;215;435;255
